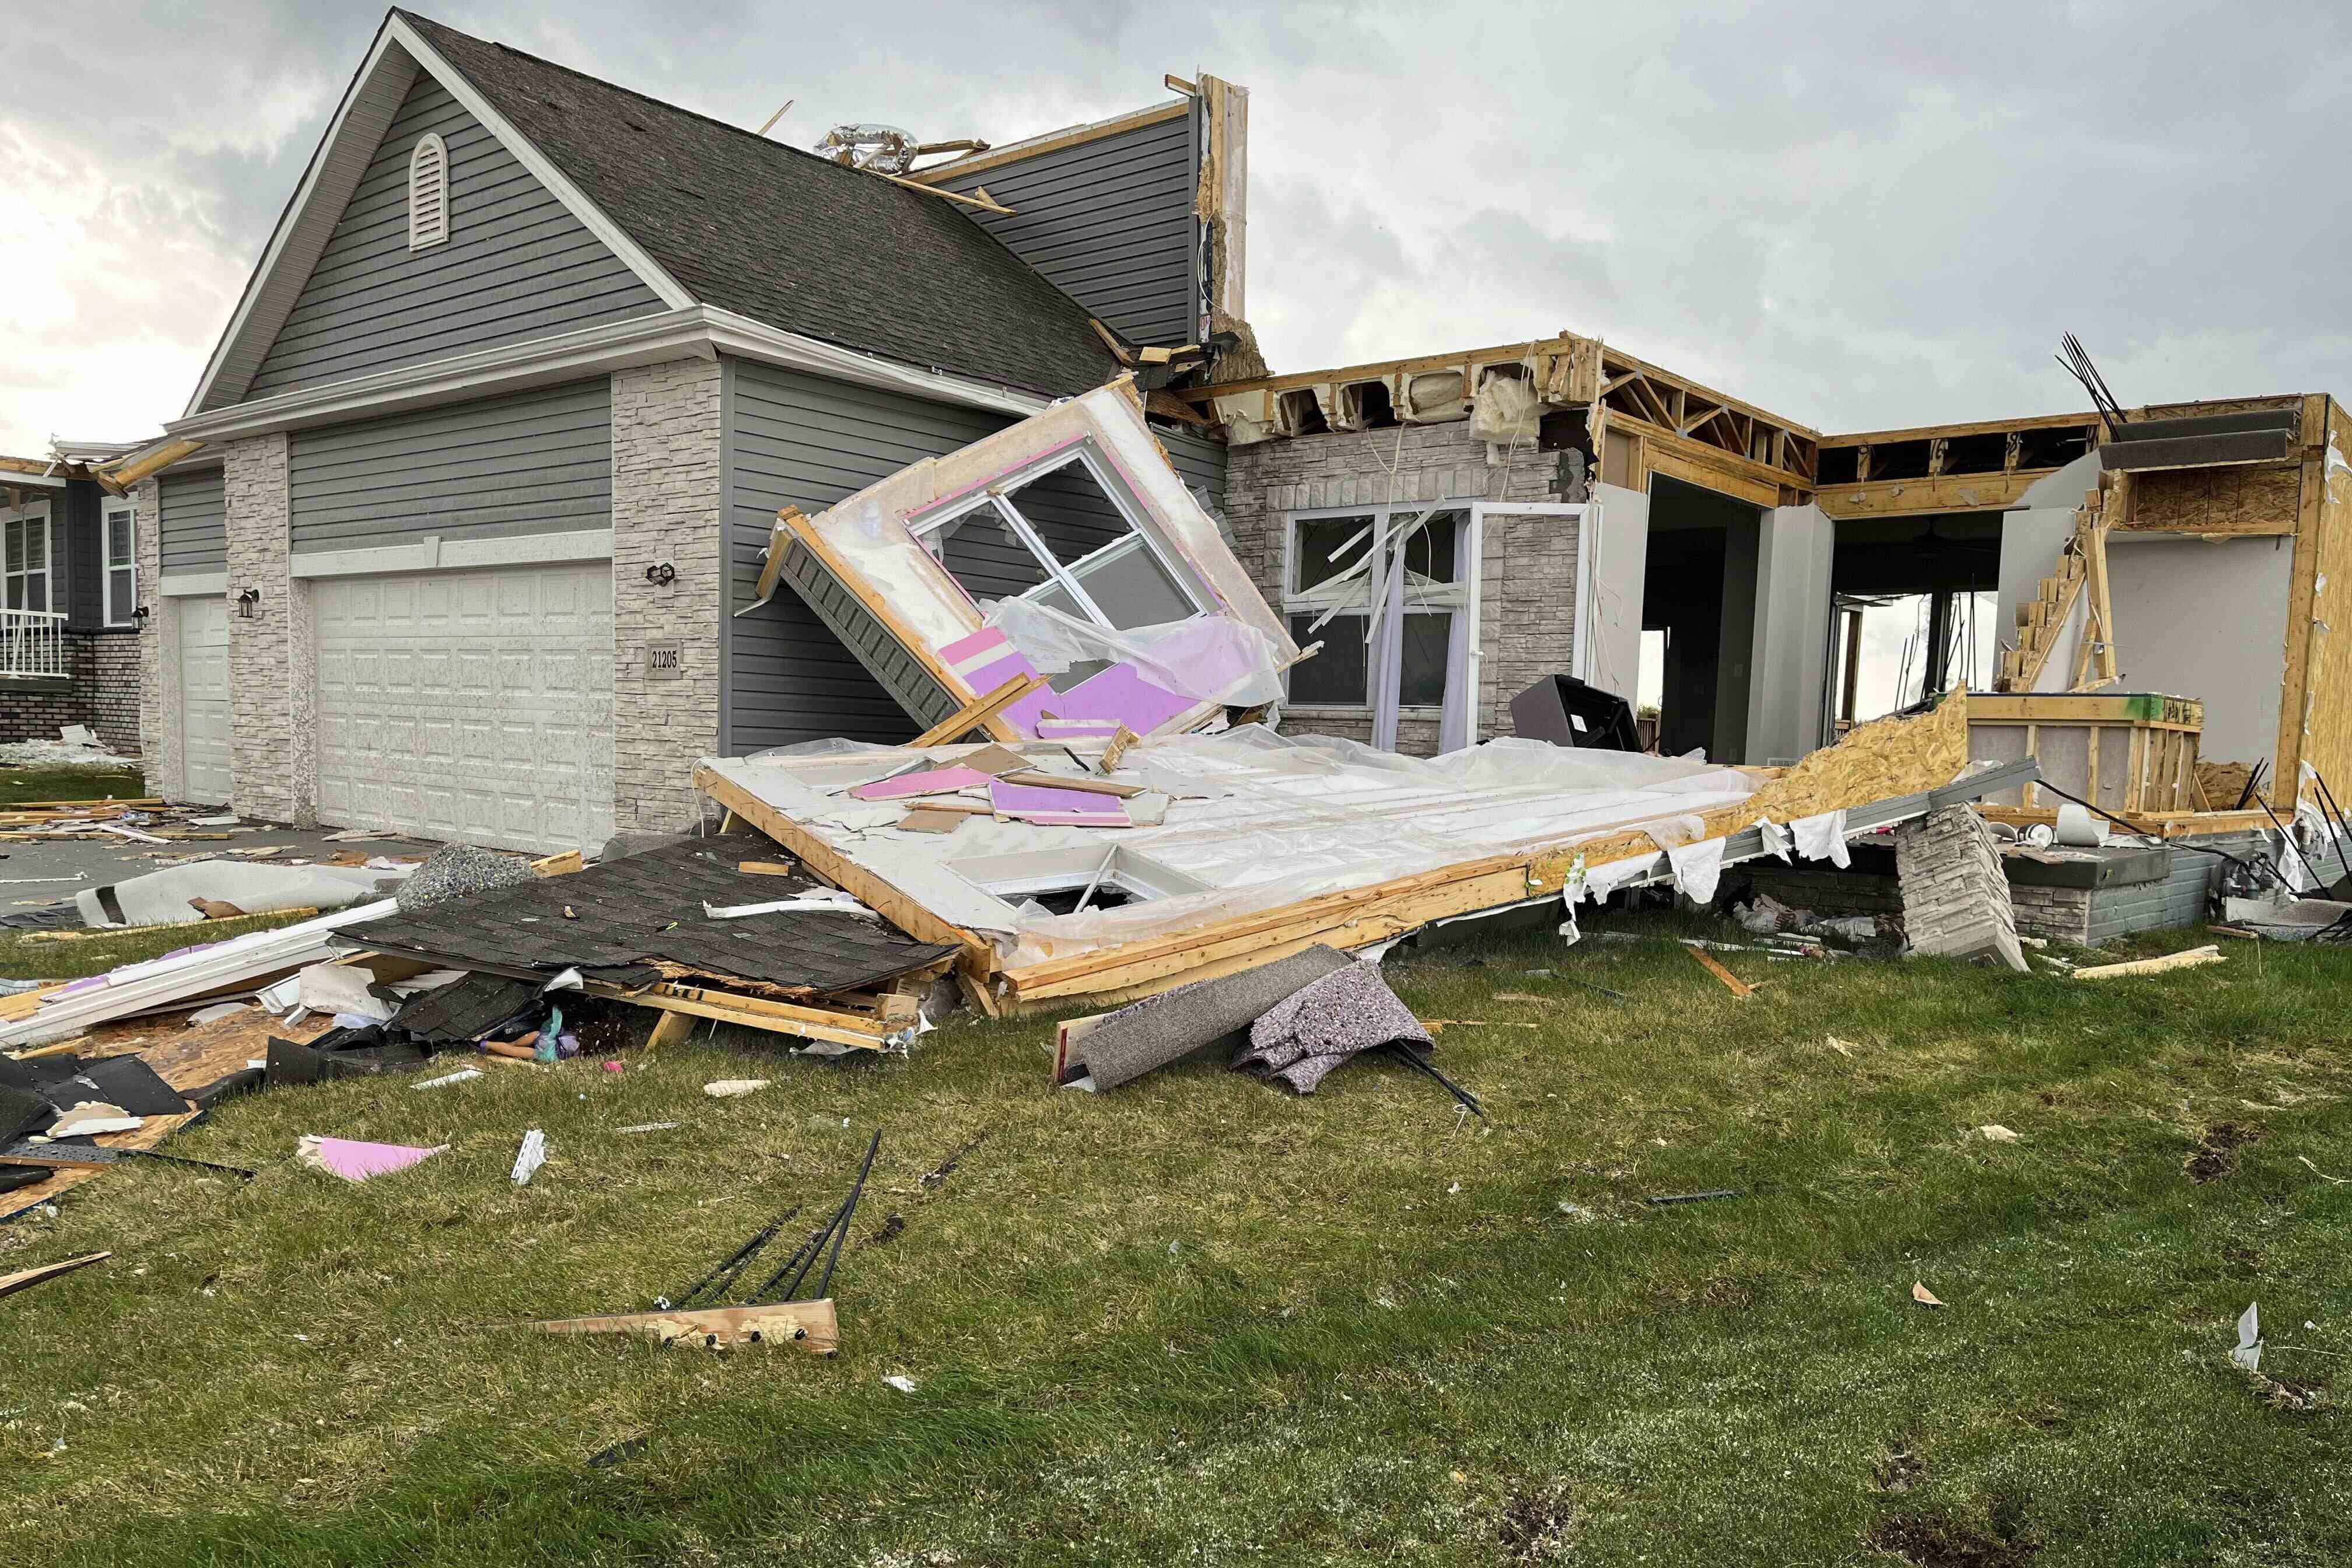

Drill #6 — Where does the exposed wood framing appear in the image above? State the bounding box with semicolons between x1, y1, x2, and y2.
2276;394;2348;810
1196;75;1249;327
1814;470;2055;519
872;170;1013;214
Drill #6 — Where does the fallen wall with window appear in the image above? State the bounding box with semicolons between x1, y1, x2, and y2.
1224;416;1576;754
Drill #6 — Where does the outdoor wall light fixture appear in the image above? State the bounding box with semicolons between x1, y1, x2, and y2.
132;604;151;628
237;586;262;618
645;561;676;586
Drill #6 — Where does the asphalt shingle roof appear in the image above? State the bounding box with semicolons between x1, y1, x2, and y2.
400;11;1124;400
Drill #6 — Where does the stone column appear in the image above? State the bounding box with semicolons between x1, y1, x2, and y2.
223;432;302;823
1894;805;2028;971
131;477;180;800
610;356;724;832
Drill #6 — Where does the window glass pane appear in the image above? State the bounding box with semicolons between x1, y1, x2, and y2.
1292;516;1374;592
4;520;21;573
1072;539;1193;628
1397;611;1453;706
1402;510;1462;584
1027;582;1083;620
5;578;20;610
1286;612;1368;704
23;575;46;613
1002;459;1133;569
107;513;132;564
110;567;134;617
933;506;1049;601
22;526;44;570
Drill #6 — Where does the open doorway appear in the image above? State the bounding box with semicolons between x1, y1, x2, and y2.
1824;513;2002;733
1639;476;1762;760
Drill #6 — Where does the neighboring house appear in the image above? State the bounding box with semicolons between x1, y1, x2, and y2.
1;448;144;751
116;8;1244;852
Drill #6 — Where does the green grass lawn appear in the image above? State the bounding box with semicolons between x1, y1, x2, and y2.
2;915;2347;1566
0;912;316;981
0;764;147;806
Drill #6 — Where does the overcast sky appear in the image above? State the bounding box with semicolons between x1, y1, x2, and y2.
8;1;2351;456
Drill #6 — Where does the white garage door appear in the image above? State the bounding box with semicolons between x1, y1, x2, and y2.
313;562;614;853
179;597;233;806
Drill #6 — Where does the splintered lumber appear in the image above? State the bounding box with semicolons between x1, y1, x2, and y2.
526;1297;839;1354
586;982;895;1050
737;860;798;877
0;1251;112;1301
2071;944;2223;981
911;674;1048;748
1685;943;1755;998
531;849;584;877
0;1114;198;1222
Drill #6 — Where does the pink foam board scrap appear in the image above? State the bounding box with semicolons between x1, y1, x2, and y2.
296;1135;447;1183
1046;664;1197;734
989;780;1132;827
939;625;1058;737
850;765;995;802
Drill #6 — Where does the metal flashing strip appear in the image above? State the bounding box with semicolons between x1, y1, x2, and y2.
289;528;615;580
157;571;230;598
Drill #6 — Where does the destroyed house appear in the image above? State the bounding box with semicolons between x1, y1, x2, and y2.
1182;342;2352;839
108;8;1245;852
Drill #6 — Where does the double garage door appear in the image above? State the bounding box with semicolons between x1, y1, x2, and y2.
313;562;615;853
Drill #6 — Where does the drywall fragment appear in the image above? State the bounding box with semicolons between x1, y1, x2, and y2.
1912;1281;1947;1308
2232;1301;2263;1370
511;1129;548;1187
702;1079;771;1099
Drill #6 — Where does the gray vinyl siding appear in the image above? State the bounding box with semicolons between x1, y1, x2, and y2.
240;74;663;403
158;468;228;572
723;359;1014;752
1161;427;1228;514
932;111;1200;348
289;379;612;552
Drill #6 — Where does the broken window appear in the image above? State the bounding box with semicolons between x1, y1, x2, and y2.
1280;504;1470;716
948;845;1208;915
911;443;1209;635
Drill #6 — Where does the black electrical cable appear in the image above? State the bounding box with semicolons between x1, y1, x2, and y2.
810;1129;881;1303
1382;1042;1486;1118
2027;777;2273;878
664;1203;802;1311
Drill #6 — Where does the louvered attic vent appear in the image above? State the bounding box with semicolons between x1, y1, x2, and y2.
408;133;449;250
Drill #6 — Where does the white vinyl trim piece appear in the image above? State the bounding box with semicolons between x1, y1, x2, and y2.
407;132;449;249
102;496;139;625
158;570;230;598
290;527;614;579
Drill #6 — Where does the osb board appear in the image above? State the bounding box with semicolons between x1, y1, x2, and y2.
2196;760;2258;811
113;1007;331;1091
2120;461;2302;535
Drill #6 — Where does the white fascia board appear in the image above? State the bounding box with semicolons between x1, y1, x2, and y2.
290;528;614;580
389;16;692;313
167;307;1056;443
158;571;230;598
184;17;696;421
1;469;68;489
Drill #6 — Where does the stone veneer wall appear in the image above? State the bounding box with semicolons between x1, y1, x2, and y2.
1223;421;1577;754
223;432;297;823
610;357;725;832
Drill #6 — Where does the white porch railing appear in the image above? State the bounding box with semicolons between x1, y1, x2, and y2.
1;608;67;678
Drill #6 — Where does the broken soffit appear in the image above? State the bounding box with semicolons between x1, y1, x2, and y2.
754;381;1296;742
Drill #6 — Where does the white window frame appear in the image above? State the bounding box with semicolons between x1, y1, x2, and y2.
908;441;1210;631
102;496;138;626
407;132;450;250
1280;501;1479;746
2;502;57;615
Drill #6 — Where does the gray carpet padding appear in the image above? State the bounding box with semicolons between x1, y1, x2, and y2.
1069;945;1356;1091
1234;962;1434;1094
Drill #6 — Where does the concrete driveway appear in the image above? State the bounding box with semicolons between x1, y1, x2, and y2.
1;817;444;925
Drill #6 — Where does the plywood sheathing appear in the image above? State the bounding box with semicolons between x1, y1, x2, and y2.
2124;461;2302;536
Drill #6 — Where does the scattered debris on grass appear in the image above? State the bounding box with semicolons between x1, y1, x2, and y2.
1912;1281;1947;1308
1864;1500;2039;1567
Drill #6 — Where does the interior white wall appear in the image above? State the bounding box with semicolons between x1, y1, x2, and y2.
1749;501;1836;762
1994;453;2105;671
2105;532;2293;765
1587;482;1650;706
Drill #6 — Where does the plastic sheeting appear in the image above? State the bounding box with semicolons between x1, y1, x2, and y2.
983;598;1287;707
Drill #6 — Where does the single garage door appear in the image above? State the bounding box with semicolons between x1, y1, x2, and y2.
313;562;614;852
179;597;233;805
